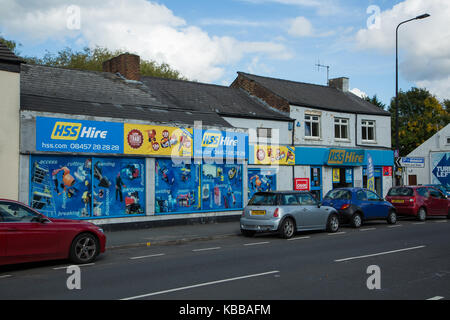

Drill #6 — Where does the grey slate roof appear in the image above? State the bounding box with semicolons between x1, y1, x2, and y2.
141;76;293;122
0;42;23;64
20;64;231;127
237;72;391;116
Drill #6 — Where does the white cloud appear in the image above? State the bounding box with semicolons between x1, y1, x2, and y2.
0;0;291;82
288;16;314;37
350;88;367;99
240;0;346;16
354;0;450;100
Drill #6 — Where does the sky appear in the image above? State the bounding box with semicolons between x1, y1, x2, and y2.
0;0;448;107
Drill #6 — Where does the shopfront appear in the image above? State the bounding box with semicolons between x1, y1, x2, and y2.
23;115;248;220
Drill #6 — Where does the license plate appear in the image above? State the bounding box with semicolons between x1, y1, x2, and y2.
392;199;404;203
251;210;266;216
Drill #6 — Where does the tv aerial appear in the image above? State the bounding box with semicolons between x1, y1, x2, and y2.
315;60;330;85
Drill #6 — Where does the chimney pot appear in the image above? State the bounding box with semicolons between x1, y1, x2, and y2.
102;53;140;81
328;77;349;92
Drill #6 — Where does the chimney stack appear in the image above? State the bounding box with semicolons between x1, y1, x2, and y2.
102;53;140;81
328;77;349;92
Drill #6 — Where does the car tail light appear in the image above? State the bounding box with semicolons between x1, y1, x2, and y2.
242;210;245;217
340;203;350;210
409;198;415;203
273;208;279;218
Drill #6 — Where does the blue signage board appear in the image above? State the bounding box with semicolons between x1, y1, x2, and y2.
326;148;365;166
431;152;450;187
36;117;124;154
366;152;375;192
400;157;425;168
193;129;248;160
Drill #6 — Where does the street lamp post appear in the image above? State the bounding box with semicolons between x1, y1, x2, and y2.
395;13;430;185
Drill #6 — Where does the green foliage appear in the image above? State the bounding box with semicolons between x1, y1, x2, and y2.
388;88;450;156
364;94;386;110
0;37;187;80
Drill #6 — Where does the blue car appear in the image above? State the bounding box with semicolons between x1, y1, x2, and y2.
321;187;397;228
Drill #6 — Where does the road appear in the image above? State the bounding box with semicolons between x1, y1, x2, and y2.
1;218;449;301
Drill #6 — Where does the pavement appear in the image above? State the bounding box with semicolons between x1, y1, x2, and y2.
104;220;242;249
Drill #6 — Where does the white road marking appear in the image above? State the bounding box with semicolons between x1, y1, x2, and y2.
53;263;95;270
434;220;448;223
121;270;280;300
287;236;311;241
192;247;221;252
413;222;425;225
427;296;444;300
335;245;426;262
0;275;12;279
244;241;270;246
328;232;346;235
130;253;165;260
388;224;402;228
360;228;376;231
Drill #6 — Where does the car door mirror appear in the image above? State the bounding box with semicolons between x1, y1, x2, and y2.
36;214;51;224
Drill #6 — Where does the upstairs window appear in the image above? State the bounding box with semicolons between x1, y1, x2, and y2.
257;127;272;139
362;120;376;142
334;118;349;140
305;114;320;138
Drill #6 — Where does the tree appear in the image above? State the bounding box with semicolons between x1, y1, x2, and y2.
1;37;186;80
388;87;450;156
364;94;386;110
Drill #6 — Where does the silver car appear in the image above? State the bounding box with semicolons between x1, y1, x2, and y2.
241;191;340;238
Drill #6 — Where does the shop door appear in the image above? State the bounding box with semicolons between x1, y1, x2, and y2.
310;167;322;201
332;167;353;189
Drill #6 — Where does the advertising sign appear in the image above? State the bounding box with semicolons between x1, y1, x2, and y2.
124;123;193;157
29;155;145;219
36;117;124;154
327;149;365;166
366;153;375;192
201;162;243;211
332;168;340;183
194;129;247;160
431;152;450;187
251;145;295;165
248;168;277;199
383;166;393;177
155;159;201;214
294;178;310;191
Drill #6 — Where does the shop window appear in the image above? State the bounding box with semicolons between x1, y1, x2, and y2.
334;118;349;140
362;120;376;142
305;114;321;138
257;127;272;139
29;155;146;219
248;168;277;201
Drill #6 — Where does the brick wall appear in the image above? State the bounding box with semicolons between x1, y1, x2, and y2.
231;74;290;113
102;53;141;81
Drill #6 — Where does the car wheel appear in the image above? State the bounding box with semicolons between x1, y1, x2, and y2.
387;210;397;225
326;214;339;233
279;217;295;239
351;213;362;228
241;229;256;237
70;233;99;264
417;207;426;221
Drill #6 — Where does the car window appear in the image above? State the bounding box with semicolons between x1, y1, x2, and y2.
417;188;429;197
356;190;367;201
366;190;381;201
429;188;445;199
298;193;317;205
324;189;351;200
0;202;39;222
248;193;277;206
281;194;300;205
387;187;414;196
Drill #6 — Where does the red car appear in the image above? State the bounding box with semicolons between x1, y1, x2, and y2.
385;186;450;221
0;199;106;266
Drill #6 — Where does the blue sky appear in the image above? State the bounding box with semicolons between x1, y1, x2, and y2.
1;0;448;106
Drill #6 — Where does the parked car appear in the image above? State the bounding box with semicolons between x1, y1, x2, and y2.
385;186;450;221
0;199;106;266
423;184;450;198
321;188;397;228
241;191;340;239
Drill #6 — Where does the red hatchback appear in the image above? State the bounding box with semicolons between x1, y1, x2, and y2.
0;199;106;266
385;186;450;221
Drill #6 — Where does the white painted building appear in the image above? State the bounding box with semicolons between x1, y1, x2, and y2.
402;124;450;188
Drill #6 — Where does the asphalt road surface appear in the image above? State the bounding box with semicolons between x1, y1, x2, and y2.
1;218;449;301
